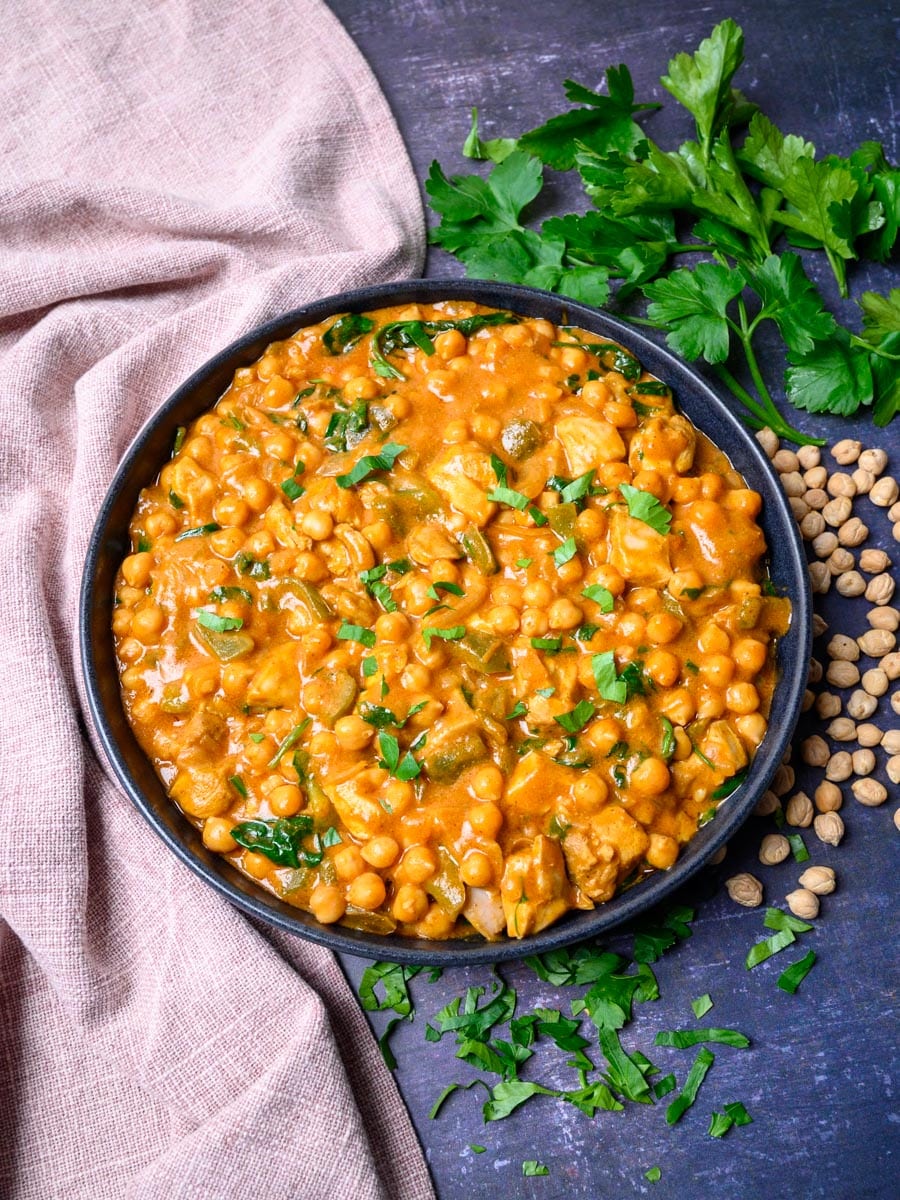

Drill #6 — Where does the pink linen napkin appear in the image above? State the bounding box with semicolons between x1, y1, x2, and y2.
0;2;433;1196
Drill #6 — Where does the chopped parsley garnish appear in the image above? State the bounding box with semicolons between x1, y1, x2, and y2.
236;552;270;580
516;556;533;568
581;583;615;612
522;1161;549;1177
322;312;375;355
507;701;528;720
711;767;748;799
554;700;596;734
665;1047;715;1125
786;832;811;863
281;476;305;501
171;426;186;456
535;687;555;698
336;442;407;488
634;381;670;396
361;655;378;678
168;490;185;510
660;716;676;760
360;564;399;613
546;469;600;508
531;636;562;653
197;610;243;632
228;775;248;798
645;1167;662;1183
338;621;376;648
209;585;253;604
709;1101;753;1138
249;733;265;744
487;485;530;510
324;397;369;452
619;484;672;535
377;731;422;781
591;651;646;704
422;624;465;649
230;814;316;868
552;536;578;567
268;719;311;768
691;993;713;1019
653;1028;749;1049
427;580;465;601
175;522;220;541
777;950;817;994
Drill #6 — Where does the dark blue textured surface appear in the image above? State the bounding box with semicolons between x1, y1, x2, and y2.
326;3;900;1197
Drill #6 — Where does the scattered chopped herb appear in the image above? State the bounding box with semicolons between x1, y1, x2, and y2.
268;719;311;768
765;907;814;934
552;536;578;567
535;687;555;698
591;650;627;704
171;426;186;455
528;505;549;526
581;583;615;612
361;655;378;678
522;1161;549;1177
554;700;596;734
777;950;817;994
634;381;670;396
197;610;243;632
685;659;700;674
724;1101;753;1126
378;732;422;781
666;1047;715;1124
223;413;245;431
427;580;465;601
660;716;676;760
236;552;270;580
231;814;316;868
645;1167;662;1183
324;397;369;452
336;442;407;488
209;586;253;604
507;700;528;720
653;1075;677;1099
338;622;377;648
619;484;672;534
786;832;811;863
422;624;466;649
711;767;748;800
746;928;797;969
175;522;220;541
708;1111;735;1138
531;636;563;653
470;1145;486;1154
488;484;530;510
322;312;375;355
281;476;305;501
516;556;533;568
228;774;248;798
691;994;714;1019
168;490;185;510
654;1028;749;1049
249;733;265;744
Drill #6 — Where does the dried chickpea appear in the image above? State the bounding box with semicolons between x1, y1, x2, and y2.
814;781;843;813
825;751;853;782
851;778;887;807
786;888;819;920
831;439;861;465
814;812;845;846
799;866;836;895
759;834;790;865
725;873;763;907
785;791;814;828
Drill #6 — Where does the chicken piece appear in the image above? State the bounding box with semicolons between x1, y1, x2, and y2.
462;887;506;939
671;500;766;586
178;704;228;759
170;765;230;818
560;827;620;903
500;835;571;938
407;522;464;565
504;753;573;818
590;804;650;874
627;414;696;474
608;509;672;587
327;771;385;840
264;499;308;549
246;644;301;709
427;442;498;526
161;456;217;522
700;719;749;775
555;416;625;475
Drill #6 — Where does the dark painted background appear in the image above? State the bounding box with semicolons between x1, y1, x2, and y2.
325;4;899;1197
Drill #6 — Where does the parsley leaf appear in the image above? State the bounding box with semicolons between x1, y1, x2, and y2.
619;484;672;534
644;263;745;362
660;18;745;161
336;442;407;488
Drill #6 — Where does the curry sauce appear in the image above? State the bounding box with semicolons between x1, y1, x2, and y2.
113;302;789;940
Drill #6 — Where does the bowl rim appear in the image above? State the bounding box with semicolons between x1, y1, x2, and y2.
79;277;812;965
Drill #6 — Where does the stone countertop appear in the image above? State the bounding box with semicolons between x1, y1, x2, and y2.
326;3;898;1197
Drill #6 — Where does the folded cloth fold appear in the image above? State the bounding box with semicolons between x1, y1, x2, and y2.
0;1;431;1196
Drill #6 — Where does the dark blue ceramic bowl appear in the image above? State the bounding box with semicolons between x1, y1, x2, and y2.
79;279;812;965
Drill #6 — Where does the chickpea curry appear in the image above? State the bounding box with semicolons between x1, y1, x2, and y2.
113;302;790;941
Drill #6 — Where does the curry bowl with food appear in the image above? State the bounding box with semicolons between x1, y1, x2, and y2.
80;280;811;964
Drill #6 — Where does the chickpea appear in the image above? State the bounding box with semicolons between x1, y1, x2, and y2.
486;605;520;635
243;851;272;880
471;764;504;802
374;611;410;642
300;510;334;541
697;624;730;655
726;682;760;714
646;612;682;645
631;757;671;795
309;884;346;925
145;510;178;538
401;844;438;883
556;558;583;586
460;850;494;888
362;836;401;869
362;520;394;553
392;884;429;924
573;773;608;809
658;687;696;726
269;784;303;817
617;612;646;642
521;608;550;638
695;687;726;720
645;649;680;688
121;552;153;588
418;903;456;939
382;778;415;816
202;817;237;853
131;604;165;643
523;579;554;607
348;872;386;911
209;528;244;558
468;802;504;839
699;654;735;688
646;833;679;870
333;844;366;882
668;570;704;601
548;598;583;630
732;637;768;674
